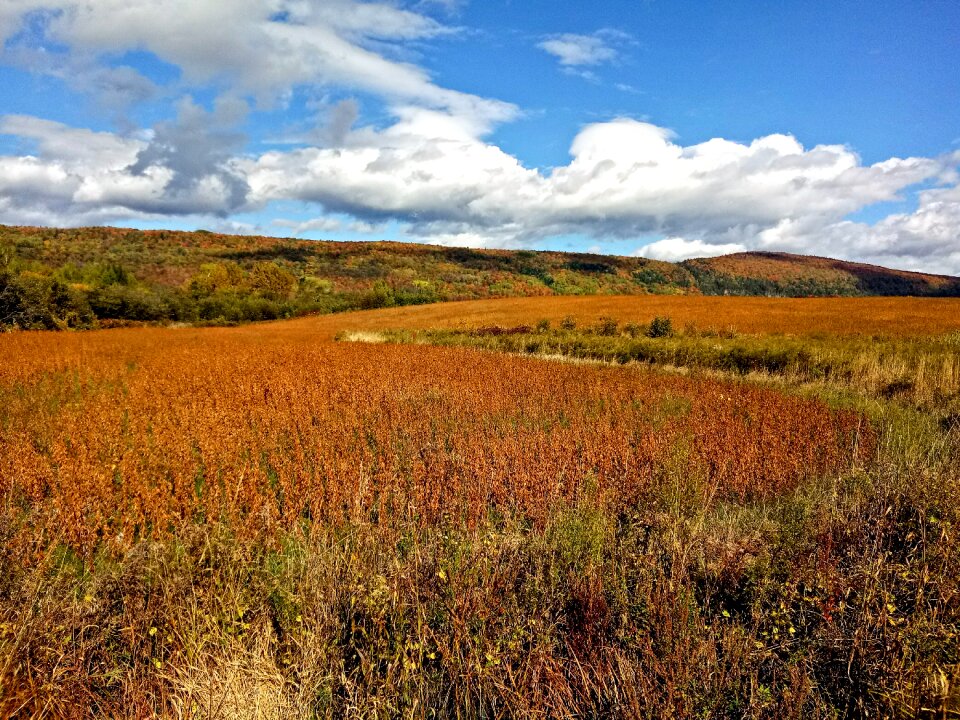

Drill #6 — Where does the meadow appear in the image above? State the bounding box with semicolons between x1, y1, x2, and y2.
287;294;960;339
1;295;959;718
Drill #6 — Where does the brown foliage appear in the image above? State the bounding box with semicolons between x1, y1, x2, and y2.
0;325;873;561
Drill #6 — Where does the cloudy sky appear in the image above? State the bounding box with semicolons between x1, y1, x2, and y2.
0;1;959;272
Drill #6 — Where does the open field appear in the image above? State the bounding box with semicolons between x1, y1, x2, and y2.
2;297;959;717
0;327;871;559
295;295;960;339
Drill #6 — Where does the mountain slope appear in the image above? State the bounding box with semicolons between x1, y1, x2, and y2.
682;251;960;297
1;225;958;329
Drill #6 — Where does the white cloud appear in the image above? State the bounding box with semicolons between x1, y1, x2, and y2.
0;3;958;275
4;107;958;271
207;219;263;235
751;180;960;273
127;96;251;213
3;45;159;113
5;110;958;272
634;238;747;262
245;114;943;240
538;33;618;67
272;217;343;235
0;115;142;168
347;220;387;234
246;114;960;272
244;106;541;223
0;113;248;223
0;1;515;126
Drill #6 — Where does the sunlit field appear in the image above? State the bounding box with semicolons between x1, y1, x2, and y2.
2;297;959;718
0;327;870;558
288;294;960;339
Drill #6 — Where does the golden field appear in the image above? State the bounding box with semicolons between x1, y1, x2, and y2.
1;296;958;718
286;294;960;339
0;324;870;561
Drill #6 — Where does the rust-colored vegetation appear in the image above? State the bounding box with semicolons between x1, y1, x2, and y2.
304;293;960;338
0;325;871;561
2;304;960;718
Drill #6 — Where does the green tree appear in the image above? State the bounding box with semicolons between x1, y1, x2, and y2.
249;262;297;301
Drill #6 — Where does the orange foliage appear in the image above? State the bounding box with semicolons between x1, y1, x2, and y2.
1;323;873;560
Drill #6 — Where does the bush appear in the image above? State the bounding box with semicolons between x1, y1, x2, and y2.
357;283;393;310
249;261;297;301
647;316;673;338
536;318;551;333
560;315;577;331
596;316;619;336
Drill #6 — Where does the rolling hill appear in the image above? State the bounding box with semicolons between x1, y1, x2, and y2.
683;251;960;298
1;224;958;329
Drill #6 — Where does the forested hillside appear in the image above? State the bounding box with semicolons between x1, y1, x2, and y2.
683;251;960;297
2;225;958;329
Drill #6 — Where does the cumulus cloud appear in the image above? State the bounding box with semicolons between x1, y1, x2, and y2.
0;3;958;274
0;0;515;126
319;99;361;148
244;106;541;226
0;114;150;225
128;96;250;215
246;114;960;272
538;33;618;67
634;238;747;262
272;217;343;235
245;115;945;241
0;115;142;168
207;219;264;235
348;220;387;234
748;180;960;273
0;110;250;224
5;108;958;271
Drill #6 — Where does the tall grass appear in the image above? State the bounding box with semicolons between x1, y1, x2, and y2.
1;316;959;717
369;324;960;414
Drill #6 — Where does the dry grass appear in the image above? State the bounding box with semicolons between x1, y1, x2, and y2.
377;324;960;414
0;324;870;561
1;301;959;718
277;295;960;340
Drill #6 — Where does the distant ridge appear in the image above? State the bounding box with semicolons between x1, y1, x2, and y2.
682;251;960;298
1;225;958;329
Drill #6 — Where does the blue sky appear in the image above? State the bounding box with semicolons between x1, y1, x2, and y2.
0;0;958;271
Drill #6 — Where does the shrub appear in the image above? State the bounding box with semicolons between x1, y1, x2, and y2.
359;281;397;310
249;261;297;301
647;316;673;338
596;316;619;336
560;315;577;331
89;285;171;322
